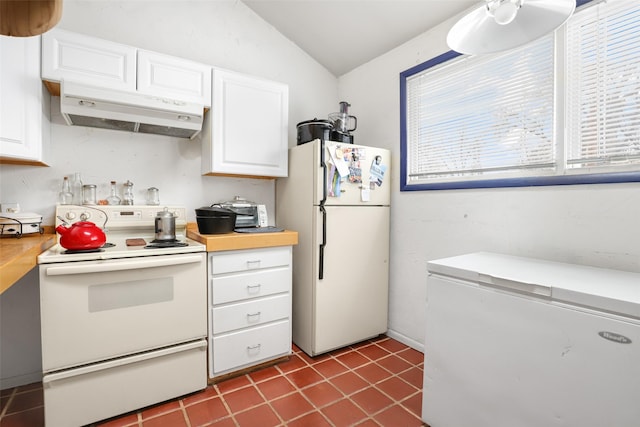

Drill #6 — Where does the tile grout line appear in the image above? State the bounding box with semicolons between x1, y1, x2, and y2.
213;380;242;426
179;399;192;427
245;371;289;427
0;388;16;419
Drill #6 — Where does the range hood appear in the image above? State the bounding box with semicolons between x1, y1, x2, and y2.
60;81;204;139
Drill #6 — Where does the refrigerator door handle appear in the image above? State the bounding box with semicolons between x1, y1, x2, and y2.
320;139;327;205
319;205;326;280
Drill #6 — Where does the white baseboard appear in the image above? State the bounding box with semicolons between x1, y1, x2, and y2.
0;371;43;390
385;329;425;353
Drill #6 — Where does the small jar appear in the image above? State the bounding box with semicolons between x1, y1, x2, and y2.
82;184;97;205
146;187;160;205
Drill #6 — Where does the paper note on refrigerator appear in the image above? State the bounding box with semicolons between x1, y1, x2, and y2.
369;156;387;186
326;143;350;177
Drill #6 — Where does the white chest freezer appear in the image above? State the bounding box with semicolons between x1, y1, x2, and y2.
422;252;640;427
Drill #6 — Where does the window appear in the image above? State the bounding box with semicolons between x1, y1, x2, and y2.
400;0;640;190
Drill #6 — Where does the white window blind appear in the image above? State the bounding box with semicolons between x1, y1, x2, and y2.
566;0;640;169
405;35;555;184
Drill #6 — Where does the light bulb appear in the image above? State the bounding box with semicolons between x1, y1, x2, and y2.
494;2;519;25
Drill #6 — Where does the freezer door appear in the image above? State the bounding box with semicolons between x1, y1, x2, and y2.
312;205;390;355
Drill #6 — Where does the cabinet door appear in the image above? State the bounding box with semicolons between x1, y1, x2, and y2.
41;28;136;91
0;36;49;165
202;69;289;177
137;50;211;107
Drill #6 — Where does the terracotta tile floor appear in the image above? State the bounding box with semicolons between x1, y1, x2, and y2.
0;336;425;426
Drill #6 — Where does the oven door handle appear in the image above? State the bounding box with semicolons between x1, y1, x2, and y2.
43;254;204;276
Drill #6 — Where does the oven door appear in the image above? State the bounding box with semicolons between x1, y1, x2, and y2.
39;253;207;372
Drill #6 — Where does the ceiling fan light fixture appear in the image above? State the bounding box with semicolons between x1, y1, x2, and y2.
447;0;576;55
490;0;521;26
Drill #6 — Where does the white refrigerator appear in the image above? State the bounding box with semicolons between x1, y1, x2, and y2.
276;139;391;356
423;252;640;427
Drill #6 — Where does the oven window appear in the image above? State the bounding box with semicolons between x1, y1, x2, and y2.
88;278;174;312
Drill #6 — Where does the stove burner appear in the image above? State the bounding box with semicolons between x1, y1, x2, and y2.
144;241;189;249
102;242;116;248
63;248;105;254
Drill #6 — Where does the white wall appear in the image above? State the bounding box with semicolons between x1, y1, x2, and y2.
339;17;640;350
2;0;339;225
0;0;338;388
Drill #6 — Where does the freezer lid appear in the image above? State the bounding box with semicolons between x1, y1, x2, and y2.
427;252;640;319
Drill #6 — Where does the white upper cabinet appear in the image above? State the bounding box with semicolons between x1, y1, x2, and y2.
137;50;211;107
41;28;136;92
41;29;212;107
0;36;50;165
201;68;289;178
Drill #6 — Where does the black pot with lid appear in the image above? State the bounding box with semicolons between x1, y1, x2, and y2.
195;205;237;234
297;101;358;145
296;118;333;145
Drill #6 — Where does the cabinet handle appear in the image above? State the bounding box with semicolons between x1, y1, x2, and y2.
247;284;261;293
247;260;261;269
246;312;261;322
247;344;262;352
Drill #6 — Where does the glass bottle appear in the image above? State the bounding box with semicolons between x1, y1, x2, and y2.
123;180;134;205
106;181;121;205
58;176;73;205
70;172;83;205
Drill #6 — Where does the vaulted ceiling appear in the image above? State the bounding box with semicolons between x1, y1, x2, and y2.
243;1;476;76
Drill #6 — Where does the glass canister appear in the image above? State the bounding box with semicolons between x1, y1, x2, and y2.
82;184;97;205
146;187;160;205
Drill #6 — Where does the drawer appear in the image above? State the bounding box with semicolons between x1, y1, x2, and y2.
43;340;206;427
211;267;290;305
209;247;291;275
212;320;290;375
212;294;290;334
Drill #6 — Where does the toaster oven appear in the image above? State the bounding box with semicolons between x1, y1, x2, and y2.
218;197;266;228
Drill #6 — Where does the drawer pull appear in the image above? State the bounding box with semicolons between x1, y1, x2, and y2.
247;260;261;269
247;284;262;294
246;312;262;322
247;344;262;354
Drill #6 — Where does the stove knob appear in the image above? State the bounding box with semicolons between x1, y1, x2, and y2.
80;212;91;221
65;212;77;221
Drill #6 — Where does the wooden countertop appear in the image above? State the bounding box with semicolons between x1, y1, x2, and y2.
187;224;298;252
0;229;56;295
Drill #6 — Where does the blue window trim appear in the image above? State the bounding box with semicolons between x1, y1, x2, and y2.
399;0;640;191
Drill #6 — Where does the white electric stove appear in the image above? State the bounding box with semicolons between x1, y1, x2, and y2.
38;205;207;427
